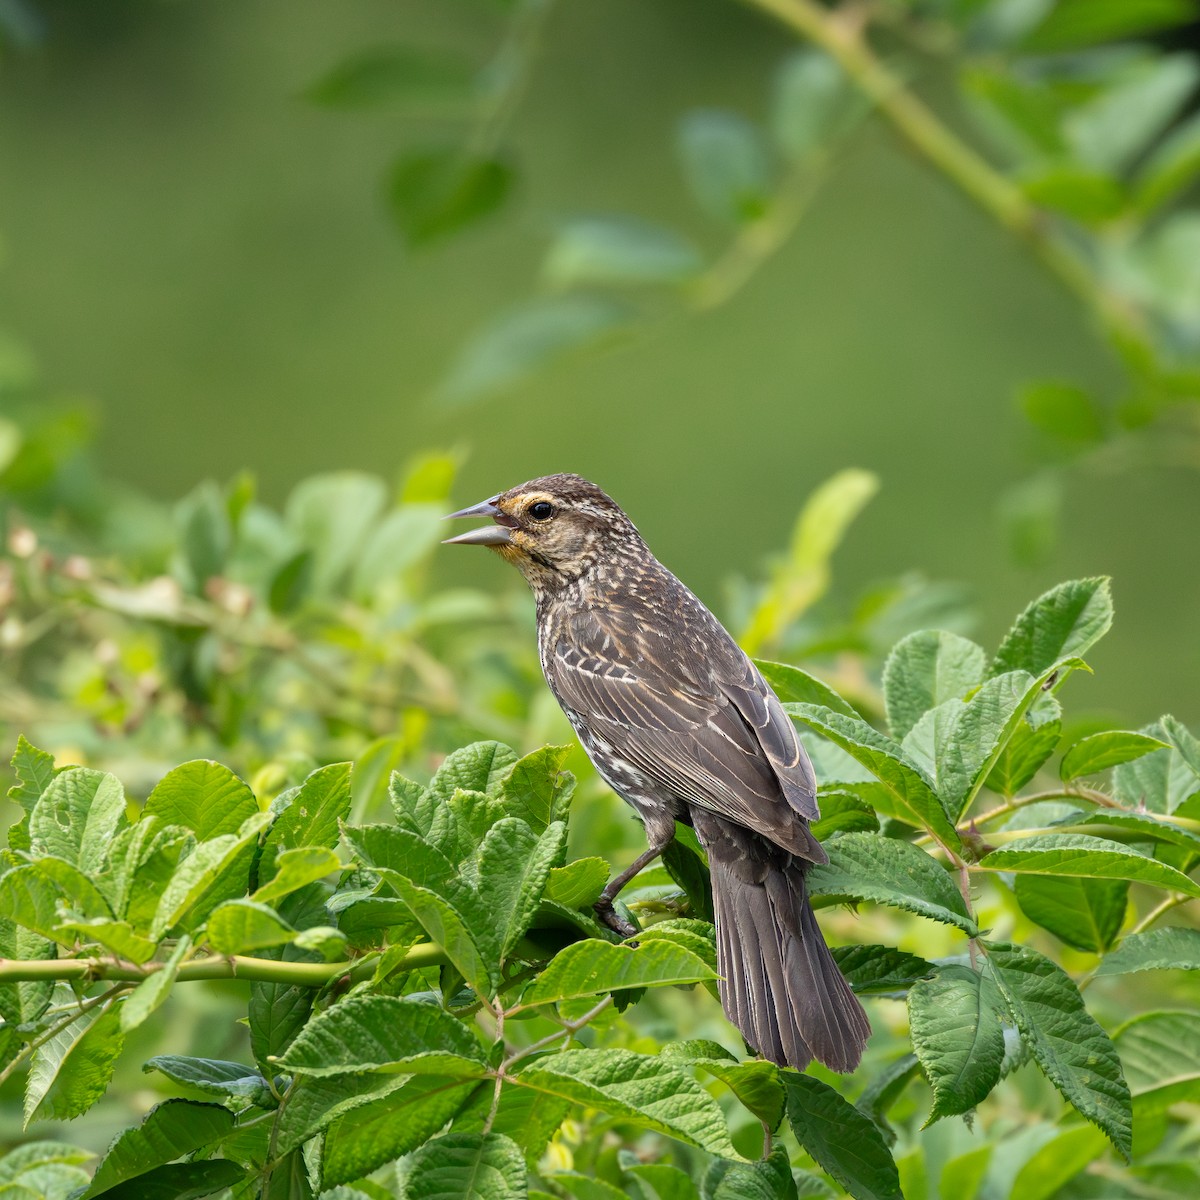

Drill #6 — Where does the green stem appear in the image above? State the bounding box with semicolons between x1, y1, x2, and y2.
0;943;445;987
1126;893;1190;939
739;0;1153;368
689;157;828;311
502;994;614;1068
0;984;130;1090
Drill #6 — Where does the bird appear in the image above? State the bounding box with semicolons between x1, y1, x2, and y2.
444;473;869;1073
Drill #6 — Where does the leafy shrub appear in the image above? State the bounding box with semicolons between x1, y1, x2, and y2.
2;575;1198;1199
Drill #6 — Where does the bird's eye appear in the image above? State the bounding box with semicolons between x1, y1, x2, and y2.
529;501;555;521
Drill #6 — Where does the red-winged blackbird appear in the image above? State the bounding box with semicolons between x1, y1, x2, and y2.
445;473;869;1072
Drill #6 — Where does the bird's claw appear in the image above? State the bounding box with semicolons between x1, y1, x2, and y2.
593;896;637;939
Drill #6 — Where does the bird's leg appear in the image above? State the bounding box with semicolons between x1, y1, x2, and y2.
594;840;671;938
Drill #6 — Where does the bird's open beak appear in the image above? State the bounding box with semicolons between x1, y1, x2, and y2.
442;497;514;546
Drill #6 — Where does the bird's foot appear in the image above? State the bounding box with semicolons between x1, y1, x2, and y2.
593;896;637;939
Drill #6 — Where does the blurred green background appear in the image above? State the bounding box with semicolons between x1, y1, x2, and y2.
0;0;1197;724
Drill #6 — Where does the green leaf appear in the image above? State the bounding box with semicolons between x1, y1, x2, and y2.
985;942;1131;1158
0;865;76;943
678;109;773;224
963;66;1066;160
306;46;475;109
143;760;258;842
991;578;1112;678
515;1047;738;1157
660;1044;783;1127
771;48;855;161
758;660;860;719
34;856;113;921
150;812;271;939
741;469;879;657
543;1172;626;1200
453;1079;572;1167
543;216;702;287
783;1072;902;1200
119;935;191;1033
262;761;351;873
174;480;230;591
1021;0;1198;51
1019;167;1125;225
285;471;387;594
476;818;566;958
519;938;716;1009
429;739;518;806
1014;874;1128;953
702;1146;798;1200
1115;1010;1200;1113
448;788;507;845
811;789;879;839
904;668;1052;821
266;548;312;614
383;871;497;997
997;473;1062;568
274;1072;409;1156
831;944;933;993
984;694;1061;796
1008;1126;1108;1200
1135;108;1200;213
143;1055;266;1099
0;1141;92;1173
787;706;961;848
499;745;576;834
253;846;341;906
343;823;457;889
207;900;296;954
908;964;1006;1124
978;833;1200;897
8;736;59;811
352;504;446;599
854;1052;920;1140
544;858;610;909
1113;717;1200;813
438;295;632;408
388;147;513;248
116;822;193;932
396;1133;526;1200
79;1099;234;1198
1095;927;1200;975
661;826;714;924
1047;807;1200;853
7;737;59;849
0;924;54;1025
25;1003;124;1127
808;832;977;933
1066;54;1200;177
1019;380;1107;444
322;1076;481;1188
274;993;489;1077
1061;731;1170;780
29;768;128;877
881;630;986;742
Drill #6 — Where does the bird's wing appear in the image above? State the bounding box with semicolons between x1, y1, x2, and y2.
548;606;822;858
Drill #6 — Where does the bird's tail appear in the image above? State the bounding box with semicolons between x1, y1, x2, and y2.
692;810;870;1073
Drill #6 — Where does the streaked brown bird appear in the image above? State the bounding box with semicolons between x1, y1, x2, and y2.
445;473;869;1072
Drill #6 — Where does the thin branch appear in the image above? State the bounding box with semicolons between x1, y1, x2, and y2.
0;984;130;1090
740;0;1155;370
502;994;614;1070
0;943;444;987
1127;893;1190;939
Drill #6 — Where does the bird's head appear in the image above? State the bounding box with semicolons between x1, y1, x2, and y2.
444;473;642;594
